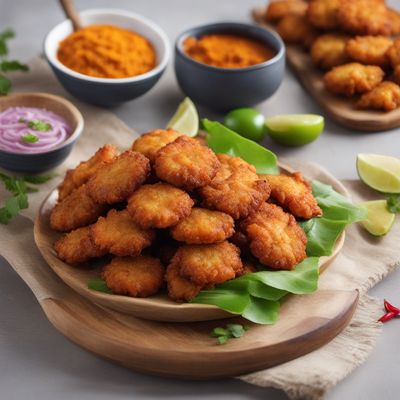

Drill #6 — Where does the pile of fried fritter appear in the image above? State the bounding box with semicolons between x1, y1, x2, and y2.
265;0;400;111
51;129;322;302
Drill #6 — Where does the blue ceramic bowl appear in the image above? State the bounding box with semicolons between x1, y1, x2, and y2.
44;9;170;107
0;93;84;173
175;22;285;111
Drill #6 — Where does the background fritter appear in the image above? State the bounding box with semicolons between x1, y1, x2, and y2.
356;81;400;111
90;209;154;256
311;34;350;70
386;39;400;69
241;203;307;270
307;0;341;31
276;14;318;49
87;150;150;204
154;136;220;190
127;182;194;228
50;184;106;232
265;0;308;22
102;255;165;297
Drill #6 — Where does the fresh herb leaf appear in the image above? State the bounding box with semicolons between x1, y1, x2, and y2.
0;29;15;41
0;60;29;72
21;133;39;143
23;173;56;184
18;117;25;123
28;119;52;132
243;296;280;325
387;194;400;214
203;119;279;175
88;278;112;294
210;327;229;337
0;74;11;94
226;324;248;338
210;323;249;345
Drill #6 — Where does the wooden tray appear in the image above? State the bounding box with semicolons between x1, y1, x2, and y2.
34;163;344;322
253;7;400;132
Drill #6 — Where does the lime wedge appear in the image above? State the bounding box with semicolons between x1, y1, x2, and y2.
166;97;199;137
265;114;324;147
357;154;400;194
359;200;396;236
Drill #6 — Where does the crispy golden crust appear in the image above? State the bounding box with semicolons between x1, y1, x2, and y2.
90;209;154;256
345;36;392;68
170;207;234;244
102;255;165;297
307;0;341;30
386;38;400;68
311;34;350;70
131;129;182;163
58;144;119;201
388;8;400;36
127;182;194;228
173;241;242;286
276;14;318;48
199;154;271;219
50;184;106;232
265;0;308;22
337;0;391;36
241;203;307;270
166;261;202;302
356;81;400;111
261;172;322;219
55;226;106;264
323;62;384;97
87;150;150;204
154;136;220;190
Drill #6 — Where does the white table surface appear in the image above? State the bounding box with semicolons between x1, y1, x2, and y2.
1;1;400;399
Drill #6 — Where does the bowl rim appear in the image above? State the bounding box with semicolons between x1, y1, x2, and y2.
44;8;170;84
175;21;285;73
0;92;84;156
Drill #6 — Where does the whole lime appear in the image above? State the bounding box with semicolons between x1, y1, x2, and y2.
224;108;267;142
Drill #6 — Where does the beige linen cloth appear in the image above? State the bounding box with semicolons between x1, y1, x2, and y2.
1;58;399;400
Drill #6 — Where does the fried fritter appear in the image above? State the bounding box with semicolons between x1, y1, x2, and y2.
337;0;391;36
307;0;341;31
154;136;220;190
55;226;107;264
58;144;119;201
102;255;164;297
127;182;194;228
50;184;106;232
172;241;242;286
345;36;392;68
200;154;271;219
166;261;203;302
131;128;182;164
388;8;400;36
311;34;350;70
276;14;318;48
87;150;150;205
356;81;400;111
386;38;400;68
241;203;307;270
90;209;154;256
171;207;234;244
265;0;308;22
323;62;384;97
261;172;322;219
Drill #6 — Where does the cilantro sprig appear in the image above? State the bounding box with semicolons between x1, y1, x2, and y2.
28;119;52;132
0;172;54;224
0;29;29;95
88;278;113;293
21;133;39;143
387;194;400;214
210;324;249;345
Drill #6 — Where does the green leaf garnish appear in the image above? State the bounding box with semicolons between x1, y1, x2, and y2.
27;119;52;132
88;278;113;294
387;194;400;214
0;60;29;72
23;173;56;184
202;119;279;174
0;29;15;41
0;74;11;94
210;323;249;345
21;133;39;143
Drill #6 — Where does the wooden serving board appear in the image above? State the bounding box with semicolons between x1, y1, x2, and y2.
253;7;400;132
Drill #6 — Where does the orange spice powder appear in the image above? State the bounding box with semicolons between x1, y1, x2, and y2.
57;24;156;79
183;34;275;68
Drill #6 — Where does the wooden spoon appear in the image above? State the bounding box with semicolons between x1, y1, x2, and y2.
59;0;82;31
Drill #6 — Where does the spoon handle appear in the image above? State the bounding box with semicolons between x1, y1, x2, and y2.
59;0;82;31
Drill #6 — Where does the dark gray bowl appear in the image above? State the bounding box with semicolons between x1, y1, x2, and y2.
175;22;285;111
44;9;170;107
0;93;84;173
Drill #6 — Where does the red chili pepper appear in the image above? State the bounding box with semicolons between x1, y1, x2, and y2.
384;299;400;314
379;312;397;323
378;299;400;323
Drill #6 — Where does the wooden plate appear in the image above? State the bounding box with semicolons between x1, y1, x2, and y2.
34;163;345;322
252;7;400;132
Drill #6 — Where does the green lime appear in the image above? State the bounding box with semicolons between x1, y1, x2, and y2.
359;200;396;236
224;108;267;142
357;154;400;194
265;114;324;146
166;97;199;137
